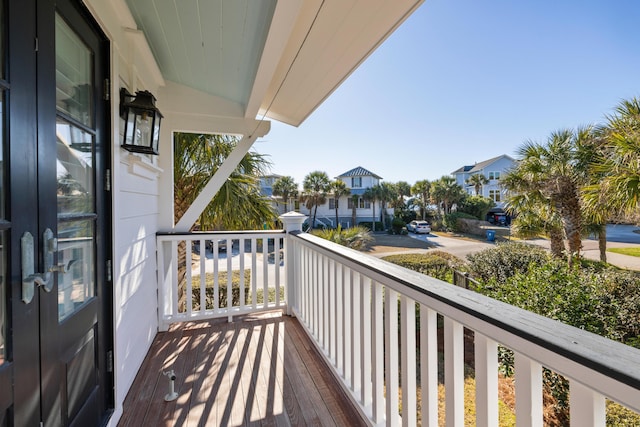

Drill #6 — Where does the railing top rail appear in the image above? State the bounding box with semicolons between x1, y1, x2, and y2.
157;230;286;238
290;230;640;407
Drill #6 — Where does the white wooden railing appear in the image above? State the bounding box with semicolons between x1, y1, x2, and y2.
287;230;640;427
156;231;286;331
156;222;640;426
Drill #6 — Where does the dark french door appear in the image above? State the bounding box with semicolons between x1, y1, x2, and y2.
0;0;112;425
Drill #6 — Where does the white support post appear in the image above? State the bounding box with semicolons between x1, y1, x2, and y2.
515;352;543;427
570;381;606;427
279;212;306;316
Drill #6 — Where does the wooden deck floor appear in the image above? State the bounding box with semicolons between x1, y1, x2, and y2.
117;311;366;427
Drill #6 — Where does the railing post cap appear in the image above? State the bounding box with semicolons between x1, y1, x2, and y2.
279;211;307;232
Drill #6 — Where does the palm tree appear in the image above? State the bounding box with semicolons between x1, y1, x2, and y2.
431;176;464;215
272;176;298;212
411;179;431;220
375;183;397;230
174;132;276;230
583;98;640;231
350;194;359;228
363;186;379;231
301;171;330;228
505;128;594;268
393;181;411;210
466;173;489;196
329;180;351;228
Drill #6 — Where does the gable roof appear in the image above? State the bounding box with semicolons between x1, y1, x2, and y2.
336;166;382;179
452;154;516;174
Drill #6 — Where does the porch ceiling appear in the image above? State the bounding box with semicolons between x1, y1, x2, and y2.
124;0;424;127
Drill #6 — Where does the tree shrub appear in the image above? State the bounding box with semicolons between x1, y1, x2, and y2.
382;251;465;282
456;195;495;220
391;217;406;234
443;211;478;232
358;221;383;232
466;242;550;284
312;225;374;251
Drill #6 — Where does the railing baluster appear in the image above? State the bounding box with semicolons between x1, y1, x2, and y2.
185;240;193;316
444;317;464;427
401;295;417;427
251;238;257;309
213;240;220;311
199;238;206;313
336;262;344;375
570;380;606;426
360;275;372;408
321;253;328;351
386;287;400;427
275;237;281;307
170;240;179;322
328;258;335;364
514;352;543;427
372;280;384;423
226;238;232;312
239;238;245;311
343;265;351;384
351;271;361;397
475;333;498;427
420;305;437;427
262;237;268;309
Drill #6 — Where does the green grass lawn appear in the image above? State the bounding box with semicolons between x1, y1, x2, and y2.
608;247;640;257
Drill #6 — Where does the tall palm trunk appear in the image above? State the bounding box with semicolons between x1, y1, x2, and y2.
598;226;607;263
351;198;357;228
371;200;376;231
549;229;565;259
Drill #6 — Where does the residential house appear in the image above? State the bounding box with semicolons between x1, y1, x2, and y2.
452;154;516;207
298;166;393;228
2;1;637;426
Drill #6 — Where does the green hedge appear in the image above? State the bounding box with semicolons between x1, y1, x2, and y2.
382;251;465;282
443;211;478;232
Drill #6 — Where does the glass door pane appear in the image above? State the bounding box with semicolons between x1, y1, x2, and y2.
55;13;95;321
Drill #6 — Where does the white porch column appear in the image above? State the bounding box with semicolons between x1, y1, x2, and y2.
279;212;307;316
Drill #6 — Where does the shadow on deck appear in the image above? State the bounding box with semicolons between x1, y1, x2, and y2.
117;311;365;426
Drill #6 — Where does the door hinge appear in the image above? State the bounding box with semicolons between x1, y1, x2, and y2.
106;259;112;282
105;169;111;191
103;78;110;101
107;350;113;373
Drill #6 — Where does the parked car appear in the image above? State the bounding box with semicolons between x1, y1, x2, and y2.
407;220;431;234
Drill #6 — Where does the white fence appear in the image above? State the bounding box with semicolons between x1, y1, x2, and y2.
156;231;286;330
157;228;640;426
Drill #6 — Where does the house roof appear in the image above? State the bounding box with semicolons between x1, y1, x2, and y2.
123;0;424;127
336;166;382;179
452;154;516;174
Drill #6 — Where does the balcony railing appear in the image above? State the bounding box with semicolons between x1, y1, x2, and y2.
157;223;640;426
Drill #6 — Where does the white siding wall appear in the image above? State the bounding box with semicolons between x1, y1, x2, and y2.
83;1;165;425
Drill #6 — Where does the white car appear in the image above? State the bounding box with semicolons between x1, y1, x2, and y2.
407;220;431;234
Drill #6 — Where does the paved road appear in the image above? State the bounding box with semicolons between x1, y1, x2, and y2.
395;224;640;271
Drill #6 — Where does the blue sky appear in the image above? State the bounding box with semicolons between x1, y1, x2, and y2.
254;0;640;186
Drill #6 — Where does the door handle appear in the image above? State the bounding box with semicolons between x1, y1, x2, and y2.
21;228;68;304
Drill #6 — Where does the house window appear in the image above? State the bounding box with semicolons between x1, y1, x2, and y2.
347;197;370;209
489;189;501;202
351;177;362;188
488;171;500;180
329;198;337;210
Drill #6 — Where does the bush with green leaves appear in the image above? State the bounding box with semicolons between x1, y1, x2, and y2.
466;242;550;284
382;251;465;282
443;211;478;232
311;225;373;251
391;217;406;234
358;221;383;232
456;195;495;220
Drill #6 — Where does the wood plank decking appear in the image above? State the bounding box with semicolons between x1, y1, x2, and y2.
117;311;366;426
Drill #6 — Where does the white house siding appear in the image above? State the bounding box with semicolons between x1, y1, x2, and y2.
81;1;165;424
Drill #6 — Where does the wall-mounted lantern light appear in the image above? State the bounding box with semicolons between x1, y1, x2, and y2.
120;88;163;155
